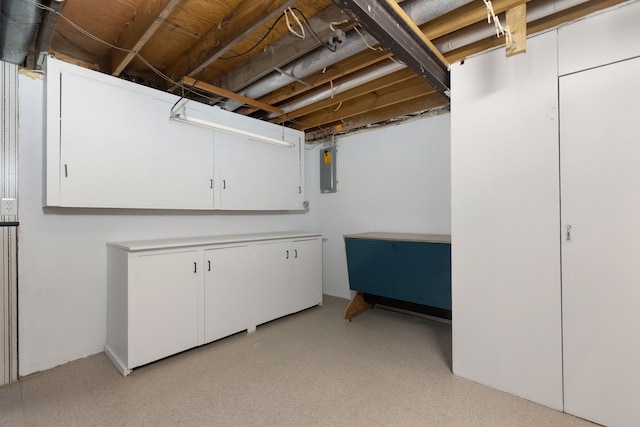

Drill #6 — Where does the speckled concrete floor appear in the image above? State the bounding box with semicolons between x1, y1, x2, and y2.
1;295;595;427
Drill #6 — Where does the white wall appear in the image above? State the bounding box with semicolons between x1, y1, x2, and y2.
312;115;451;299
18;64;452;376
18;74;320;375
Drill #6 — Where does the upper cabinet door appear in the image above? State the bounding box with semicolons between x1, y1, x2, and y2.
149;99;215;209
59;72;154;208
214;109;304;211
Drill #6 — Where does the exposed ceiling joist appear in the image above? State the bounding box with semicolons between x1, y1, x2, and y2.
272;67;417;124
215;5;354;93
306;91;447;141
111;0;183;76
292;76;435;130
332;0;450;95
182;76;284;116
506;4;527;56
423;0;530;40
166;0;296;82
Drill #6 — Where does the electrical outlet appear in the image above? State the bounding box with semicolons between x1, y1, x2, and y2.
0;198;17;216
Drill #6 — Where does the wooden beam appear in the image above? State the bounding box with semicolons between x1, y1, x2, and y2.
167;0;296;82
421;0;530;40
271;67;417;123
506;4;527;57
305;92;447;141
182;76;284;116
291;77;435;130
444;0;626;64
526;0;626;35
333;0;449;94
237;49;394;116
111;0;183;76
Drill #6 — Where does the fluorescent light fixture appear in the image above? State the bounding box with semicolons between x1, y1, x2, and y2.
171;113;294;148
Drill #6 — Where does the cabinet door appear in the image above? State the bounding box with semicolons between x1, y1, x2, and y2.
252;241;291;326
204;245;251;342
149;99;215;209
290;238;322;313
59;71;154;207
214;110;303;210
560;56;640;427
132;250;200;367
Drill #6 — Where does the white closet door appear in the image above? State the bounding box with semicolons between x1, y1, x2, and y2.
560;56;640;427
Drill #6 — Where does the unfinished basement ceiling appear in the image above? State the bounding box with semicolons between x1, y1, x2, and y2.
19;0;629;141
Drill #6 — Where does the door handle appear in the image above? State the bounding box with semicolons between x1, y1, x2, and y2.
566;225;572;241
193;262;197;273
294;249;298;258
208;260;211;271
286;250;289;259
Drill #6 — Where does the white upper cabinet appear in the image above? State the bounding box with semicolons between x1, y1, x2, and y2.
148;99;214;209
58;71;155;208
45;57;305;211
214;108;304;211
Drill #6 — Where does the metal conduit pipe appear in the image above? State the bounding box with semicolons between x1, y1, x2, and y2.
265;60;405;119
435;0;592;53
0;0;44;65
223;0;474;111
266;0;594;120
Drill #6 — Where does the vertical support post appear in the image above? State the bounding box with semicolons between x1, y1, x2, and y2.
506;4;527;57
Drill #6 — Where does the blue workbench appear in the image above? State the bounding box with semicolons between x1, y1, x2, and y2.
343;232;451;320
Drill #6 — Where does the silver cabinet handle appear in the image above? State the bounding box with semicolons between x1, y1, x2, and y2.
566;225;572;241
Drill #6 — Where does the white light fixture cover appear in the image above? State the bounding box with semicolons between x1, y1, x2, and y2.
171;113;294;148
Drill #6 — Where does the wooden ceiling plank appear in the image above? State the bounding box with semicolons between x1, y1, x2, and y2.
272;67;417;123
445;0;626;64
167;0;297;82
506;4;527;57
236;49;394;116
526;0;627;34
182;76;284;116
305;92;447;141
421;0;530;40
111;0;183;76
292;77;434;130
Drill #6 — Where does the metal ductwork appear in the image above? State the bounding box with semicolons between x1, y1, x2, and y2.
0;0;45;65
223;0;474;111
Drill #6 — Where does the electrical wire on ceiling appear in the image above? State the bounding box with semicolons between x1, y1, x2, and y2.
220;7;336;60
483;0;517;48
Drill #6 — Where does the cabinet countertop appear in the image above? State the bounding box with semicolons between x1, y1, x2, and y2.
343;232;451;244
108;231;322;252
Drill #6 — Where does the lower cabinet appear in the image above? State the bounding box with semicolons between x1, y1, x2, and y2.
105;232;322;376
134;250;201;367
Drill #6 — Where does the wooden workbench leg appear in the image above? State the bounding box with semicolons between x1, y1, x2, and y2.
344;292;372;320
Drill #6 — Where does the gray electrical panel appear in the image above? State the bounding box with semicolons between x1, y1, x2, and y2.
320;146;337;193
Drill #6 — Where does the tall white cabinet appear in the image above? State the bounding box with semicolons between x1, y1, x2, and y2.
452;3;640;426
451;31;563;410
